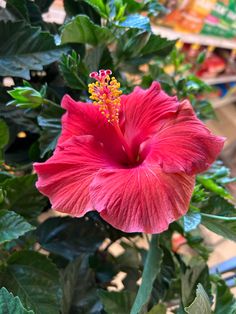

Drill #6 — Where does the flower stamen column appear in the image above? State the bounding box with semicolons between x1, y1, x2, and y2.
88;69;135;162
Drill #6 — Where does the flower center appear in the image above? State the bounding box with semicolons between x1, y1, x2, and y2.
88;69;122;123
88;69;137;164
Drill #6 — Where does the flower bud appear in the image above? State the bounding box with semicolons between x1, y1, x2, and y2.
7;87;43;109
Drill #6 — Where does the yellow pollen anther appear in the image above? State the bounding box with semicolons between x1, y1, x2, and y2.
88;69;122;123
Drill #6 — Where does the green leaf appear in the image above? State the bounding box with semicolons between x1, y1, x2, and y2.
147;303;166;314
6;0;29;21
205;161;231;181
6;0;43;26
0;251;61;314
197;176;230;198
37;103;64;157
0;7;16;22
0;171;13;184
131;235;163;314
183;212;201;232
99;290;135;314
0;21;67;79
200;195;236;241
62;254;102;314
89;251;117;284
140;34;175;57
36;216;107;260
181;262;210;307
196;51;206;64
25;1;43;26
0;287;34;314
116;30;175;66
0;210;35;244
185;284;212;314
214;278;236;314
202;195;236;217
0;174;47;222
152;247;176;303
84;0;108;18
0;119;9;149
116;29;150;61
201;216;236;241
118;14;150;31
88;212;140;242
117;243;140;269
63;0;100;22
61;15;113;46
59;51;88;90
84;45;113;74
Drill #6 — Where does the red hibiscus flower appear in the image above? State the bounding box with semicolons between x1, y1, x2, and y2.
34;70;224;234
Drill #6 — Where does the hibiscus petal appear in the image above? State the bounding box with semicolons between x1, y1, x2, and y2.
120;82;179;147
90;163;195;233
58;95;127;163
59;95;107;144
34;135;112;216
146;100;225;175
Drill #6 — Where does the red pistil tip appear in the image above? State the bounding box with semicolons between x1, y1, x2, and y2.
88;69;122;123
89;72;98;79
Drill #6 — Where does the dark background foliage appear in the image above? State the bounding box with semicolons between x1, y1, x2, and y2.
1;0;236;313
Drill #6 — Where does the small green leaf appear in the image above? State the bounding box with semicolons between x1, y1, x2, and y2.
118;14;150;31
99;290;135;314
131;235;163;314
115;3;126;21
0;251;61;314
59;51;88;90
7;86;43;109
196;51;206;64
85;0;108;18
197;176;230;198
61;15;113;46
185;284;212;314
183;212;201;232
147;303;166;314
0;287;34;314
0;119;9;149
0;210;35;244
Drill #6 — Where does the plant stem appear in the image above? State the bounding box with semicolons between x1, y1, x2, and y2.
130;234;162;314
43;98;61;108
201;213;236;221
